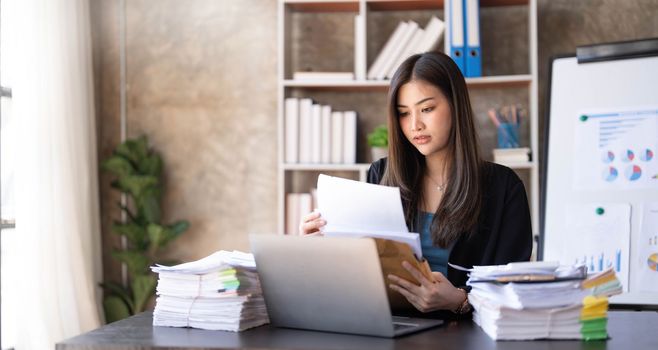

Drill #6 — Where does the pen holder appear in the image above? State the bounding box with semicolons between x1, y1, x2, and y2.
497;123;520;148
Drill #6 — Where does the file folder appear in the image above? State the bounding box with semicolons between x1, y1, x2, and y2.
445;0;465;74
464;0;482;77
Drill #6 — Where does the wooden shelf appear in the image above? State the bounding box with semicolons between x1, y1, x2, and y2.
494;160;536;170
283;74;531;90
284;0;359;12
283;163;371;172
366;0;528;11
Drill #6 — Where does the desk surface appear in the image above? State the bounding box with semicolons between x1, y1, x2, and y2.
58;311;658;350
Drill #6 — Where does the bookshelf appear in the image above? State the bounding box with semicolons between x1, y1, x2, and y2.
277;0;539;251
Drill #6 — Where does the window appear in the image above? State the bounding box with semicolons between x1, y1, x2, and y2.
1;0;17;348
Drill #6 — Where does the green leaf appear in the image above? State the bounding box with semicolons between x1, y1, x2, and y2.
146;223;166;254
103;295;131;323
117;175;158;198
169;220;190;236
112;250;150;276
367;125;388;147
111;222;147;248
99;281;135;313
140;154;163;177
132;274;157;313
139;194;161;224
115;136;149;166
101;155;135;178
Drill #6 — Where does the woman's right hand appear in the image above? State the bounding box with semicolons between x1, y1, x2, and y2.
299;210;326;235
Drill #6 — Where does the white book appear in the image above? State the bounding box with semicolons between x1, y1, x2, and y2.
284;98;299;163
415;16;446;53
293;72;355;81
366;22;409;80
310;104;322;163
354;14;366;80
342;111;357;164
321;105;332;163
298;98;313;163
286;193;300;235
298;193;313;232
376;21;419;81
385;28;425;79
330;111;344;164
493;147;530;163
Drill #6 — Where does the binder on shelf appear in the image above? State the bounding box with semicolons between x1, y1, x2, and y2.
464;0;482;77
415;16;446;53
385;27;425;80
367;22;409;80
343;111;357;164
310;104;322;163
284;98;299;164
354;14;366;81
320;105;332;164
298;99;313;163
445;0;465;74
386;16;446;79
330;111;344;164
376;21;419;81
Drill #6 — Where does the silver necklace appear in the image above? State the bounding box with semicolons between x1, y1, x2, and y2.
426;175;446;192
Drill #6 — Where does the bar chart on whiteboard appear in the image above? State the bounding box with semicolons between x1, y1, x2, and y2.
573;107;658;191
556;203;631;291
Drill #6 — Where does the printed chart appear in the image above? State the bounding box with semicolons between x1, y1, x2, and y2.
573;108;658;190
562;203;631;291
637;202;658;292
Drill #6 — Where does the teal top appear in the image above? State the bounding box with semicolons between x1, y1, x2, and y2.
419;211;452;276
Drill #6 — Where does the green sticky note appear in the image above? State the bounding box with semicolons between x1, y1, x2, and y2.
596;207;605;215
580;115;589;122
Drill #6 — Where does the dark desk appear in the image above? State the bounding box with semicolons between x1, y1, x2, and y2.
57;311;658;350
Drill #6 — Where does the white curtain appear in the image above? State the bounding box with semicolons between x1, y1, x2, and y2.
12;0;102;348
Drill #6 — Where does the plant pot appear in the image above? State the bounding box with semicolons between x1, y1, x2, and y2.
370;146;388;162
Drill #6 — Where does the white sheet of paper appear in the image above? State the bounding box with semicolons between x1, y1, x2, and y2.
637;202;658;292
557;203;631;291
317;174;408;233
316;174;422;259
151;250;256;274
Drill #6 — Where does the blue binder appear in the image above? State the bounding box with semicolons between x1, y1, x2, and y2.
446;0;465;74
463;0;482;77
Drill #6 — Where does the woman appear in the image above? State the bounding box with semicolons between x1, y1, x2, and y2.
301;52;532;316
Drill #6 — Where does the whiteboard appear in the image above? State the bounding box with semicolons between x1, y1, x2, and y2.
542;54;658;307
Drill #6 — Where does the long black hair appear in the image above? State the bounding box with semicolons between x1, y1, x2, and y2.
381;52;483;248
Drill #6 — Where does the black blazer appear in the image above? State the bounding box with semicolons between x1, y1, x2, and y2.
367;158;533;289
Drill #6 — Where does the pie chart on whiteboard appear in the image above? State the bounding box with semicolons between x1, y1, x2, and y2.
640;148;654;162
602;166;618;182
625;165;642;181
648;253;658;272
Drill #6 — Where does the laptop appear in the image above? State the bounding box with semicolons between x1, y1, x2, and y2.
249;234;443;337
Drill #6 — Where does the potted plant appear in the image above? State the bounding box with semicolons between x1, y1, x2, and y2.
367;124;388;161
100;135;190;323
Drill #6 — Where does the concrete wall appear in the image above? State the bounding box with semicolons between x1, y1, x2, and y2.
91;0;658;286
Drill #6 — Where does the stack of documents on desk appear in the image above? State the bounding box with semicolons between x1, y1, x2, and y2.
151;250;269;331
466;262;622;341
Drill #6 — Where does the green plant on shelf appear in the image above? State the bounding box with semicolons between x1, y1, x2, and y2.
100;135;190;323
367;124;388;148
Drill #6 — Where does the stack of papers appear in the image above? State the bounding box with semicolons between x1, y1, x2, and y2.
151;250;269;331
466;262;622;341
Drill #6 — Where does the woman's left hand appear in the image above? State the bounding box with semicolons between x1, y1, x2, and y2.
387;261;466;313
